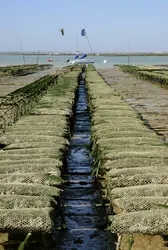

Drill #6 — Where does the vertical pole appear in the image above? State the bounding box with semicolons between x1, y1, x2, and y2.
36;51;40;65
76;32;79;52
18;38;26;65
128;40;131;65
85;32;93;54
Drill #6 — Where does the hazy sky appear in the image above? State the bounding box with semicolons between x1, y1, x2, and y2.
0;0;168;53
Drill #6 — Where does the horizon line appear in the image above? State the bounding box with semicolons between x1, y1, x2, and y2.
0;51;168;55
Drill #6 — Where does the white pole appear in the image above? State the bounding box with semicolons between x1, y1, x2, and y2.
76;32;79;52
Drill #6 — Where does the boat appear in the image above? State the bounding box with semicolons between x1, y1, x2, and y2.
67;29;94;65
67;53;94;65
70;59;94;65
47;59;56;62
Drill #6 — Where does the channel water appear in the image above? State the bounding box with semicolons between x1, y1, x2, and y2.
57;71;116;249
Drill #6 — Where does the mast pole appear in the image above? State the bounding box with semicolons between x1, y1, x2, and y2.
85;31;93;54
76;32;79;52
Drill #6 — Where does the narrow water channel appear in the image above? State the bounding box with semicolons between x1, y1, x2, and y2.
57;71;115;250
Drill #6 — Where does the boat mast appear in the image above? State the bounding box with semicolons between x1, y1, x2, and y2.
76;32;79;52
85;31;93;54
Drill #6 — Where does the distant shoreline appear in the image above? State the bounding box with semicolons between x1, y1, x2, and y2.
1;52;168;57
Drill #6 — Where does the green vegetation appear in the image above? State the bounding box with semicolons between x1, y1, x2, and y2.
0;64;52;77
17;233;31;250
86;65;168;236
0;66;81;248
117;64;168;88
0;66;74;131
128;234;134;250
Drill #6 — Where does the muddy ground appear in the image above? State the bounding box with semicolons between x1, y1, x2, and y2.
99;66;168;250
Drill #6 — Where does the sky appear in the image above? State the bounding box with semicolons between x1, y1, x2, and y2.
0;0;168;53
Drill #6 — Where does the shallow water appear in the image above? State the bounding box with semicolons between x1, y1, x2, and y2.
1;55;168;68
57;72;115;249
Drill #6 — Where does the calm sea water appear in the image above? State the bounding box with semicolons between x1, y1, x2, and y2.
0;55;168;68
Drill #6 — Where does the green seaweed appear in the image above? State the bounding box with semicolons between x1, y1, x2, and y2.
128;234;134;250
17;232;31;250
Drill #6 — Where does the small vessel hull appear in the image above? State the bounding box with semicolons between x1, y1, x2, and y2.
70;59;94;65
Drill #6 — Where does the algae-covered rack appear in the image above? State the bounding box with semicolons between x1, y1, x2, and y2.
0;65;168;249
